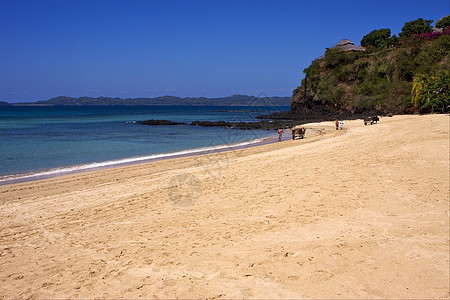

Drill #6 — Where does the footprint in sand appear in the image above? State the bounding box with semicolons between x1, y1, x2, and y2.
167;173;202;207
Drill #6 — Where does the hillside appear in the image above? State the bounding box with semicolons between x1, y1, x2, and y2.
11;95;291;107
285;18;449;120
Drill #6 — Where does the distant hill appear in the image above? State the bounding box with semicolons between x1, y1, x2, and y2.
0;101;10;106
12;95;291;106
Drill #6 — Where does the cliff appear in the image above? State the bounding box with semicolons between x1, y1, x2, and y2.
288;27;449;119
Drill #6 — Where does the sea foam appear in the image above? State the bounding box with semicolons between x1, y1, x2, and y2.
0;138;267;184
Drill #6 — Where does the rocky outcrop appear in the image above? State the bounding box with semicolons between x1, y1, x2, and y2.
191;120;300;130
139;119;186;125
139;119;302;130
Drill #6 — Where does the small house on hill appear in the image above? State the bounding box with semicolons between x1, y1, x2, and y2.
335;39;366;52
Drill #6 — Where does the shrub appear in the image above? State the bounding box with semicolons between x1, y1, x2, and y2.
357;69;369;81
413;50;433;73
358;81;377;96
425;34;450;62
355;96;377;111
334;85;346;104
317;74;338;103
411;72;449;112
418;26;450;40
324;48;365;69
400;61;414;81
336;65;353;81
375;61;394;80
354;58;369;71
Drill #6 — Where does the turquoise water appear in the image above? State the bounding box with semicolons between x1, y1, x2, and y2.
0;105;288;181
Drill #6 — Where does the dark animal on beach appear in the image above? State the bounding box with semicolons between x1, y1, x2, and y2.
292;127;306;139
364;116;379;125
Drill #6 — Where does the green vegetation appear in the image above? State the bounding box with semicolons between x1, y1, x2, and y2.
435;15;450;28
361;28;392;49
292;17;450;114
411;72;449;113
399;18;433;38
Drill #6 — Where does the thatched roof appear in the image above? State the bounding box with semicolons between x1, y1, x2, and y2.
335;39;366;52
336;39;354;47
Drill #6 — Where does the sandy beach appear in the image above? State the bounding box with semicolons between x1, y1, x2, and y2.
0;114;448;299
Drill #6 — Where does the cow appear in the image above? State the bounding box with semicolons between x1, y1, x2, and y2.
292;126;306;139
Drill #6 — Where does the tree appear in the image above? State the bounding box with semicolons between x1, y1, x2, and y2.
435;15;450;28
400;18;433;38
361;28;392;49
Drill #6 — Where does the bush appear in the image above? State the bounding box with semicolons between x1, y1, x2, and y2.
412;35;450;74
357;69;369;81
355;96;377;111
418;26;450;40
324;48;351;68
358;81;377;96
375;61;394;80
411;72;449;112
400;61;414;81
303;58;322;91
334;85;346;104
413;50;432;72
324;48;365;69
425;35;450;62
336;65;353;81
317;74;338;103
354;58;369;71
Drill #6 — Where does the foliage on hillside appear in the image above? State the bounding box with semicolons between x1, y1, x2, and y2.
435;15;450;28
292;18;449;114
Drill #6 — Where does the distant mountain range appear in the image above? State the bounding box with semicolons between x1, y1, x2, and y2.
5;95;291;106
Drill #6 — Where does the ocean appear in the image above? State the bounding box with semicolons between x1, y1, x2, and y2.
0;105;289;183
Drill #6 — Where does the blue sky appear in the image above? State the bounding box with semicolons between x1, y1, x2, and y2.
0;0;448;102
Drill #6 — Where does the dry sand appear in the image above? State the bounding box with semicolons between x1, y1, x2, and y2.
0;115;448;299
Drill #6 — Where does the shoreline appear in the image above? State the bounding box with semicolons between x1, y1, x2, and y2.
1;115;448;298
0;122;325;186
0;134;281;186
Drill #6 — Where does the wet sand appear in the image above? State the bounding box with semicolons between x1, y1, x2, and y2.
0;115;448;298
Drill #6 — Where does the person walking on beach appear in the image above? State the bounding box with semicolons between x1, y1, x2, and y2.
278;128;284;141
339;120;344;130
335;119;339;130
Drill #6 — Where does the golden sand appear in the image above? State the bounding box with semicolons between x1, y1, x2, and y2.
0;115;448;298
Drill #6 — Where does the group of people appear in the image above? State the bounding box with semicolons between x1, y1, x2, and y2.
335;119;344;130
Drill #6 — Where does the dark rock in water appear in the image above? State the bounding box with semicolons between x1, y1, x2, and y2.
191;120;301;130
191;121;231;127
139;119;186;125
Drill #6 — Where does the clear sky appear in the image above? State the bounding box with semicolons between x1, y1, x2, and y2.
0;0;448;102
